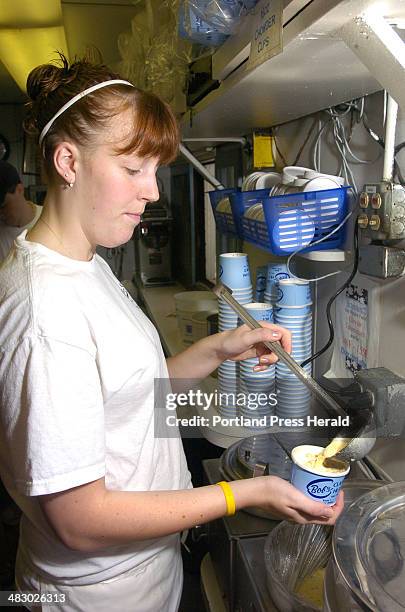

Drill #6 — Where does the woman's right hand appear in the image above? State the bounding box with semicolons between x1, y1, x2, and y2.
230;475;344;525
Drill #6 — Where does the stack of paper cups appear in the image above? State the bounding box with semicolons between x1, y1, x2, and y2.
274;279;313;418
254;265;267;302
239;303;276;429
217;253;253;418
264;263;290;305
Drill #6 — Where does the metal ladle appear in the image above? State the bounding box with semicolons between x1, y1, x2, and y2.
325;400;376;462
212;283;376;462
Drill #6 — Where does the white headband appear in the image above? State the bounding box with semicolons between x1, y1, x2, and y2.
38;79;134;147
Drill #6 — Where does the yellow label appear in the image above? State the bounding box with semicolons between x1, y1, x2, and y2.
253;134;274;168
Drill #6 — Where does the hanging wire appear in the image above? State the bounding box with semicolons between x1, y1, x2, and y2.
292;117;318;166
362;109;405;185
272;132;288;166
286;208;355;282
310;96;388;191
300;220;360;367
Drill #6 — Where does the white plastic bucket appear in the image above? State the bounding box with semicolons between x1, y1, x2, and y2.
174;291;217;343
190;309;218;343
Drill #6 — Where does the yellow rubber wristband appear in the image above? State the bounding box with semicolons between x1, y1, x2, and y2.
217;481;236;516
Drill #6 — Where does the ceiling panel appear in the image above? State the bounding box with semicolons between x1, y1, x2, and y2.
62;2;140;67
0;0;142;103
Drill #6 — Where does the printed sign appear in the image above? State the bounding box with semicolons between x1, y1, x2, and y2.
247;0;283;72
340;284;369;373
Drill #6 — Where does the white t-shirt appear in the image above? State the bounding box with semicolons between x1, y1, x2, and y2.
0;231;191;585
0;203;42;261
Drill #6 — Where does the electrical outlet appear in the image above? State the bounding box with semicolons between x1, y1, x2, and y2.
358;182;405;240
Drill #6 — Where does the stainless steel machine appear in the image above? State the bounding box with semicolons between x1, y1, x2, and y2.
202;457;387;611
134;199;174;286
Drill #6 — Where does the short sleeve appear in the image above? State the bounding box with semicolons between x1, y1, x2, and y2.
0;336;105;496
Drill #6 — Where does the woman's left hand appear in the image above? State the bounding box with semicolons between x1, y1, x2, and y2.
216;322;292;370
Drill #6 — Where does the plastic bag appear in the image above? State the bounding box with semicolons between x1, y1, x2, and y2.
117;0;193;111
179;0;259;46
179;1;228;46
197;0;257;34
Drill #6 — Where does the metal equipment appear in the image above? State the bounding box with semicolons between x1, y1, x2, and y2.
357;93;405;279
202;459;383;611
358;181;405;240
134;199;173;286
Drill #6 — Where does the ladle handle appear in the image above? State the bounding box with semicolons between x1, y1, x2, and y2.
213;283;346;419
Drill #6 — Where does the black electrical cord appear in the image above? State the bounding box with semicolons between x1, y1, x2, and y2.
395;141;405;155
300;220;360;368
291;116;318;166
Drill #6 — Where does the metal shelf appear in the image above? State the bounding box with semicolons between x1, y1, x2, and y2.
181;0;405;138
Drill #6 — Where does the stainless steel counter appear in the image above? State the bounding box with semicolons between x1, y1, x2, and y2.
203;458;277;611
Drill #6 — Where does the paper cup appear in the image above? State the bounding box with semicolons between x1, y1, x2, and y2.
218;253;251;289
266;264;290;303
277;279;312;306
224;287;253;294
291;445;350;505
242;302;274;323
255;265;268;293
275;304;313;317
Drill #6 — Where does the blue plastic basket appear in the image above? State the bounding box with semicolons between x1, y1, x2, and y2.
263;187;350;255
228;187;349;254
229;189;272;241
209;188;240;236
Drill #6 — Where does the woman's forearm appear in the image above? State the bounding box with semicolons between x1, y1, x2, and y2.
166;333;225;381
40;477;263;553
40;475;339;554
166;324;288;388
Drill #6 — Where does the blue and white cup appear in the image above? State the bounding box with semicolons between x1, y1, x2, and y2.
239;303;275;387
275;319;312;330
265;263;290;303
255;265;268;302
277;279;312;306
276;383;311;394
291;445;350;505
218;253;251;289
274;304;313;317
218;287;253;334
277;362;312;375
277;390;310;399
242;302;273;323
220;287;253;296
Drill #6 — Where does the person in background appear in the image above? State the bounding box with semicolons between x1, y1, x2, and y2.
0;161;39;551
0;161;42;261
0;55;343;612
